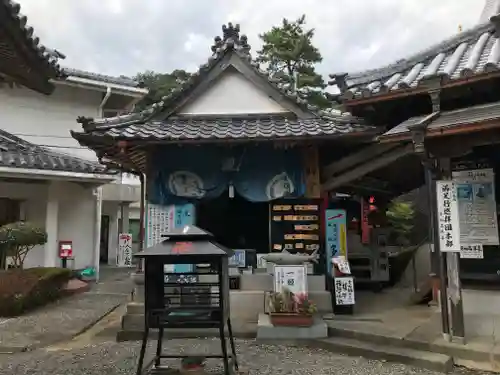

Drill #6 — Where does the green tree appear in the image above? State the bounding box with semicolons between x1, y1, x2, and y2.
0;221;47;269
256;15;330;109
134;69;192;110
386;201;415;247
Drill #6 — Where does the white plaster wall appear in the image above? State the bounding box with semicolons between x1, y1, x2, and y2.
57;183;96;269
0;84;102;161
0;181;98;270
178;70;288;115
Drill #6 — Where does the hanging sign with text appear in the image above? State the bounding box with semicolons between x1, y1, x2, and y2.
270;199;323;255
118;233;133;267
452;168;499;246
325;209;347;275
436;180;460;252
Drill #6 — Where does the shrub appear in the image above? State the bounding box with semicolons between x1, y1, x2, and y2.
0;267;72;316
386;201;415;246
0;221;47;269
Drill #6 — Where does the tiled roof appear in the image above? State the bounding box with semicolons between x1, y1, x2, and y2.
330;19;500;100
0;129;109;174
379;100;500;141
63;68;143;88
73;114;374;143
73;23;371;144
0;1;64;93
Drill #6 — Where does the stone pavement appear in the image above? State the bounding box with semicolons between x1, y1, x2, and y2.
325;299;500;372
0;338;490;375
0;266;133;353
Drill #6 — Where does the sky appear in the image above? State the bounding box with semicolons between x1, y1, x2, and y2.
19;0;486;79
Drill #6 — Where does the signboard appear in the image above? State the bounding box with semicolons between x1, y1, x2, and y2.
452;168;499;246
325;209;347;275
332;256;351;275
118;233;133;267
146;203;195;273
229;249;246;268
334;276;355;305
146;204;174;248
273;265;307;295
59;241;73;258
270;199;322;255
436;181;460;252
460;244;484;259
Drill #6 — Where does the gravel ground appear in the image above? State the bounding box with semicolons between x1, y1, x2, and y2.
0;339;490;375
0;268;133;351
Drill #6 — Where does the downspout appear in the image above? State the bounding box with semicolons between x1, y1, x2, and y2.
94;187;103;283
99;86;112;116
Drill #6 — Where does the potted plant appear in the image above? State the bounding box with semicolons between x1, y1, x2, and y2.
268;287;316;327
180;356;206;374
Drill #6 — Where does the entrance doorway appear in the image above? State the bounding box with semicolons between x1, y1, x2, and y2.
197;192;270;253
100;215;110;263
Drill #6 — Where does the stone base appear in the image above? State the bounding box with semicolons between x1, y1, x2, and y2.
256;313;327;340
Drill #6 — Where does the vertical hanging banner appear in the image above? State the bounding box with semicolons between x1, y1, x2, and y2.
361;198;370;244
173;203;195;274
436;180;460;252
452;168;499;246
117;233;133;267
325;209;347;275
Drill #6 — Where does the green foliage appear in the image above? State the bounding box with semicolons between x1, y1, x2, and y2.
134;69;192;110
0;221;47;269
256;15;330;109
0;267;72;316
386;201;415;246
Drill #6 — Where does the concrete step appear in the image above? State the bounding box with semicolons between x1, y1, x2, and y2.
313;337;453;373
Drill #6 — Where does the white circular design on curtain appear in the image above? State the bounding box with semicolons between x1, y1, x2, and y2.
168;171;205;198
266;172;295;200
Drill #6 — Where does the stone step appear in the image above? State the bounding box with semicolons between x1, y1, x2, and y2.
313;337;453;373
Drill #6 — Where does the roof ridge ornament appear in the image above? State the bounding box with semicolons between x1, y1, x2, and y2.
210;23;251;57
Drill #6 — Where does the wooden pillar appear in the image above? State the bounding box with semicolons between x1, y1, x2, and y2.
440;157;466;343
303;145;321;199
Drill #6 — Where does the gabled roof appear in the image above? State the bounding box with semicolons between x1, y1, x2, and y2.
330;17;500;101
0;129;110;175
72;23;374;149
0;1;65;94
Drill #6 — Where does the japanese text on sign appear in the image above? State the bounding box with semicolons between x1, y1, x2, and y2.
118;233;133;267
436;181;460;252
273;265;307;295
460;244;484;259
334;276;355;305
270;199;323;255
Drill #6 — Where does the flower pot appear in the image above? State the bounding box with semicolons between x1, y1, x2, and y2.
269;313;313;327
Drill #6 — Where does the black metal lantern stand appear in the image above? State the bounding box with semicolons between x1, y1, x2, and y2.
134;225;238;375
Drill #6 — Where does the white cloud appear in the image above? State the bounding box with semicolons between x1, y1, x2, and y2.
17;0;485;78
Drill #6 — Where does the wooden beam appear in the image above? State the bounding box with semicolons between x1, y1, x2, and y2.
322;143;399;178
321;144;413;191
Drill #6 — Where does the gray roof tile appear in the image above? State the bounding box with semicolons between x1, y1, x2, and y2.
1;1;64;82
0;129;109;174
331;21;500;100
380;100;500;140
63;68;142;88
79;115;375;142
